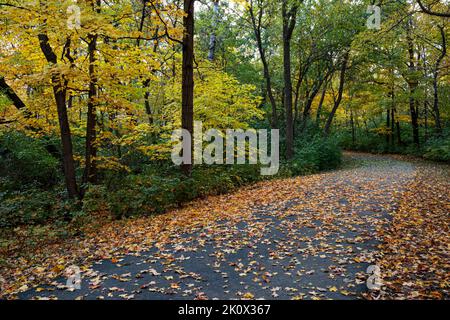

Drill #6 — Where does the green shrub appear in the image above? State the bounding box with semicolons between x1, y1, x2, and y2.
0;130;343;226
0;131;60;188
423;136;450;162
287;136;342;175
0;187;68;227
102;164;263;219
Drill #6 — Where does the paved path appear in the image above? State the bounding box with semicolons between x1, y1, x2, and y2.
21;153;417;300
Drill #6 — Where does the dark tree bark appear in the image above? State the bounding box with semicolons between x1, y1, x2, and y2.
208;0;219;61
249;0;278;128
293;59;311;124
350;108;355;146
386;107;391;145
417;0;450;18
136;0;160;125
432;25;446;135
0;76;26;110
396;120;402;145
406;20;420;146
82;0;101;190
324;51;349;136
182;0;195;175
282;0;298;159
301;73;329;130
143;79;154;124
38;34;79;199
82;33;98;188
136;0;148;47
316;80;328;125
391;103;395;145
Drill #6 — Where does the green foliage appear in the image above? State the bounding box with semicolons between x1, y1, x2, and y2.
0;131;60;187
423;135;450;162
0;187;72;228
97;164;263;219
0;130;341;227
338;125;450;163
338;130;389;154
284;136;342;176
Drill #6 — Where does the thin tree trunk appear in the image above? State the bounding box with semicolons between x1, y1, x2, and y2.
350;108;355;146
432;25;446;135
282;0;297;159
324;51;349;136
136;0;148;47
386;108;390;145
293;64;309;124
391;108;395;145
208;0;219;61
301;75;328;130
424;99;428;142
249;1;278;128
143;79;153;124
406;19;420;146
182;0;195;175
390;78;395;146
316;81;327;125
136;1;160;125
396;120;402;145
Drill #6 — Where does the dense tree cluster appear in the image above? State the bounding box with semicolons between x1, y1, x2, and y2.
0;0;448;202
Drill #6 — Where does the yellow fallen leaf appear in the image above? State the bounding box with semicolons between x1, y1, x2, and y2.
242;292;254;299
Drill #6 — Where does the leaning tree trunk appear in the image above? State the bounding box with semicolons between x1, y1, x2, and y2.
316;80;328;125
182;0;195;175
0;76;26;110
301;75;328;131
249;1;278;128
38;33;79;199
324;51;349;136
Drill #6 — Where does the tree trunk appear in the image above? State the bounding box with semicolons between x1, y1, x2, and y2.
0;76;26;110
38;33;79;199
396;120;402;145
406;19;420;146
301;76;327;130
350;108;355;146
136;2;160;126
182;0;195;175
249;1;278;128
143;79;154;124
391;108;395;145
390;81;395;146
324;51;349;136
282;0;297;159
208;0;219;61
316;81;327;125
432;25;446;135
386;108;390;145
82;1;101;190
82;33;98;188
